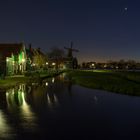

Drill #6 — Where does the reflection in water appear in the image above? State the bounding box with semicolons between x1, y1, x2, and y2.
0;73;74;139
94;96;98;102
52;78;55;83
6;84;37;131
54;95;58;103
47;94;51;105
46;82;48;86
46;92;59;108
30;81;60;110
0;110;13;139
1;73;140;139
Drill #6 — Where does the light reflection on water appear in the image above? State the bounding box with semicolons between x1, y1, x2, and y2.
0;75;70;139
6;84;38;132
52;78;55;83
1;74;140;139
46;93;59;109
0;110;14;139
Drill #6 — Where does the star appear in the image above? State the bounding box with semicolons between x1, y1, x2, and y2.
124;7;128;11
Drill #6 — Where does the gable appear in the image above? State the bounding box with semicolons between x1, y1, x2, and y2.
0;43;25;59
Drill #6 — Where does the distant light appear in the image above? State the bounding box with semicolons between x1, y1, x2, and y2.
46;82;48;86
92;63;95;66
46;62;48;65
52;63;56;66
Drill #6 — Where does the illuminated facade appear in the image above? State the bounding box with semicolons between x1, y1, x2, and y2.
0;43;26;76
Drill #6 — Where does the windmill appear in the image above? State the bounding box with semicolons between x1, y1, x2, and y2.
64;42;79;58
64;42;79;69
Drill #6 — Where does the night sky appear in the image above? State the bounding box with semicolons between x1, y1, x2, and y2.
0;0;140;63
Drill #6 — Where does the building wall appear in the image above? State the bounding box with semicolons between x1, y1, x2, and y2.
6;45;27;76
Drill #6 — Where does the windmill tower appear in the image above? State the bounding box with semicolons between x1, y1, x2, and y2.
64;42;79;69
64;42;79;58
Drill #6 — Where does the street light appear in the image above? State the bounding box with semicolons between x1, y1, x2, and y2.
22;59;25;63
6;58;9;62
52;62;56;66
32;63;36;66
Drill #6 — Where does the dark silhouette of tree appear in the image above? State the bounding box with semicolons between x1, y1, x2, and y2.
82;62;86;68
107;60;118;69
118;59;126;69
127;60;136;70
48;47;65;69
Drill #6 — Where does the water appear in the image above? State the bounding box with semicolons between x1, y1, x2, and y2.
0;73;140;140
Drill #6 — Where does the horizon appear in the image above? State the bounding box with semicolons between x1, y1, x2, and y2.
0;41;139;63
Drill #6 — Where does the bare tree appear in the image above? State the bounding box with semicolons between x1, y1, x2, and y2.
48;47;65;69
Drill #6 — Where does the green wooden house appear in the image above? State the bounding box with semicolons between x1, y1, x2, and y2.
0;43;27;76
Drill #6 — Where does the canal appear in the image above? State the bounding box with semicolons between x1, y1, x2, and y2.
0;73;140;140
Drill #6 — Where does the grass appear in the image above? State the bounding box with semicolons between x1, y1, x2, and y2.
0;76;29;89
1;69;140;96
0;70;66;90
69;70;140;96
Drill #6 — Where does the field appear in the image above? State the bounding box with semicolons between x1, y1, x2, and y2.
70;70;140;96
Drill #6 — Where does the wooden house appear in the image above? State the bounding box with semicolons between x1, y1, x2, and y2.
0;43;27;76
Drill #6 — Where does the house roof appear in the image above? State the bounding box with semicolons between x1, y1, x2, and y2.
0;43;24;58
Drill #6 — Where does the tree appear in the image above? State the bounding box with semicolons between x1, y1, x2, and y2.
127;60;136;70
48;47;65;69
82;62;86;68
107;60;118;69
118;59;126;69
32;49;47;69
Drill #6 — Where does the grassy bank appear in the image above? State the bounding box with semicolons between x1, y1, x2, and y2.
70;70;140;96
0;70;65;90
0;76;29;89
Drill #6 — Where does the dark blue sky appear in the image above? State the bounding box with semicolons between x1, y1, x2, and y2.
0;0;140;62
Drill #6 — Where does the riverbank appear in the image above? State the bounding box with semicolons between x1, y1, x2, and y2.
0;70;65;90
70;70;140;96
